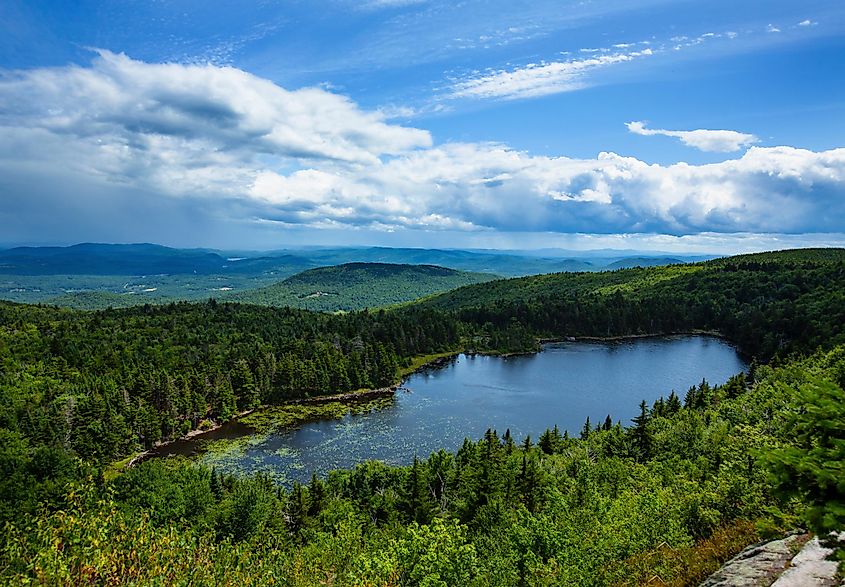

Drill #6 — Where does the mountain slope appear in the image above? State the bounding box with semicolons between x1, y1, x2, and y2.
230;262;498;311
0;244;708;309
421;248;845;310
415;248;845;358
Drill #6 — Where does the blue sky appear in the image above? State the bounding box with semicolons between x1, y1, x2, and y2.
1;0;843;252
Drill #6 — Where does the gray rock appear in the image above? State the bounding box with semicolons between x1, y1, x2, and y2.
700;534;806;587
771;536;839;586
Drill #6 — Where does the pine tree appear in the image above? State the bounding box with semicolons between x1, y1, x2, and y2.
666;391;682;414
406;456;434;524
539;429;554;454
521;435;532;451
210;467;223;501
287;481;309;538
631;400;652;461
503;428;515;455
307;473;326;517
580;416;591;441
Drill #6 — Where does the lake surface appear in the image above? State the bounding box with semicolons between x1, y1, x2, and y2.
163;336;747;484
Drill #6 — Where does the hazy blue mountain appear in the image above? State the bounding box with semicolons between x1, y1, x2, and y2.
0;243;708;308
602;257;685;270
0;243;312;276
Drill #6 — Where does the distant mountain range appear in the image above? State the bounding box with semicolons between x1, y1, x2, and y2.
0;243;313;276
0;243;711;276
0;243;715;310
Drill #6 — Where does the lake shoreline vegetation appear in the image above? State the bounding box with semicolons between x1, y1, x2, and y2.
124;352;462;474
1;248;844;584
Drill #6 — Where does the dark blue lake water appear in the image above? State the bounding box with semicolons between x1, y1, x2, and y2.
185;336;746;484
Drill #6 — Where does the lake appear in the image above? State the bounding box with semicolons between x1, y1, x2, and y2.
158;335;747;484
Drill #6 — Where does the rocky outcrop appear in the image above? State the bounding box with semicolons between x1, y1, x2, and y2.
771;537;840;586
701;533;842;587
700;533;807;587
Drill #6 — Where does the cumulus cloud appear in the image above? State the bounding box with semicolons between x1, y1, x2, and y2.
1;52;844;245
626;121;759;152
246;143;845;235
449;48;654;100
0;49;431;174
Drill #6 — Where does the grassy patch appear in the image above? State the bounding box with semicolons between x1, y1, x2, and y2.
608;519;761;586
240;395;395;433
103;452;144;481
398;351;459;378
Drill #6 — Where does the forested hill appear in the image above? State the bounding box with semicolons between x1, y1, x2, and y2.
229;262;497;311
416;248;845;359
1;248;845;585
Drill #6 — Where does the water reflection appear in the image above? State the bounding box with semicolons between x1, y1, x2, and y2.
163;336;748;484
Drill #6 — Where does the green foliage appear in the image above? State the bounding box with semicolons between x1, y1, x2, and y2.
422;247;845;358
0;299;461;470
232;262;497;312
2;346;844;585
1;248;845;585
763;374;845;555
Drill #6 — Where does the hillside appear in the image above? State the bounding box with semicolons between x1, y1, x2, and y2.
229;262;498;311
417;248;845;358
422;248;844;308
1;248;843;585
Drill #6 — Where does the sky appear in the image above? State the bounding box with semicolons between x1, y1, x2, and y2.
0;0;843;253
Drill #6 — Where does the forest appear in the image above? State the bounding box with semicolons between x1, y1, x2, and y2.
1;248;844;585
229;263;496;311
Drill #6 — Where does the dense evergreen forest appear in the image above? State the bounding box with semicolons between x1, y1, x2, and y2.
1;248;844;585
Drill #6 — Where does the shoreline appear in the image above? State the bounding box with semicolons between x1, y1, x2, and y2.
539;330;727;344
120;352;460;471
122;406;258;469
119;333;736;471
284;384;400;405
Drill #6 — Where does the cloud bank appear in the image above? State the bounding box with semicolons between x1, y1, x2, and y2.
1;52;843;246
626;121;759;152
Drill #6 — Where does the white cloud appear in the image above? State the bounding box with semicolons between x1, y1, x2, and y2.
445;21;824;105
446;28;747;102
246;143;845;235
449;48;654;100
0;50;431;174
626;121;759;152
361;0;428;9
1;53;844;244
